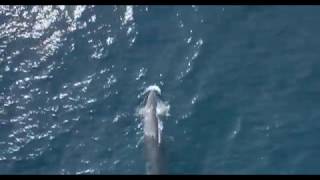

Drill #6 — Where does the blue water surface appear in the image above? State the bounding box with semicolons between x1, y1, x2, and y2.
1;5;320;174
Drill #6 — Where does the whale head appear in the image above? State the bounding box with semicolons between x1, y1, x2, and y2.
145;90;159;110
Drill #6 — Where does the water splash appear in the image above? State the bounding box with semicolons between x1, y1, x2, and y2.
144;84;162;95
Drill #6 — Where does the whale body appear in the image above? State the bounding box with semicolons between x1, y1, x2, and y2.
141;89;166;174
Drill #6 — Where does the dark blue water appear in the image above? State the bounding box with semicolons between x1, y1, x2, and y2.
1;5;320;174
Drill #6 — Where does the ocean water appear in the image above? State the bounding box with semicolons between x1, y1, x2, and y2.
1;5;320;174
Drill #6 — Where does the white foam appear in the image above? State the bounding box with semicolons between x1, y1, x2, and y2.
156;100;170;117
144;84;161;95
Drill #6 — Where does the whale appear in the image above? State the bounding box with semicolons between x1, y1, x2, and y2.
141;88;167;174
